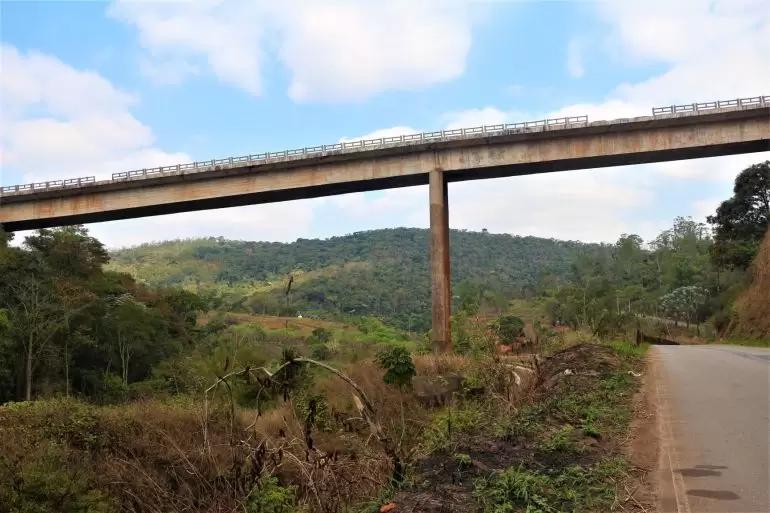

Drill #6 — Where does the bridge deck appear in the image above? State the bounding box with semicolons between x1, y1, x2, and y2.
1;100;768;231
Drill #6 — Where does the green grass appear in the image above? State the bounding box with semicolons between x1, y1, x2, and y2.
538;426;579;454
493;403;546;439
506;299;547;324
420;402;488;454
549;370;637;436
711;338;770;348
473;458;628;513
473;341;647;512
604;340;650;358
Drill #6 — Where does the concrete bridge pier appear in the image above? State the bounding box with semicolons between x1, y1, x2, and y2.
429;169;452;353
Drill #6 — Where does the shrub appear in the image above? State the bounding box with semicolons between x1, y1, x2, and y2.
246;476;297;513
101;373;131;405
0;441;111;513
375;345;416;388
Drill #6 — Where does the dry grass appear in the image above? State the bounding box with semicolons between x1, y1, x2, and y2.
0;328;539;513
413;353;472;377
1;398;251;513
0;387;405;513
198;311;360;335
731;228;770;339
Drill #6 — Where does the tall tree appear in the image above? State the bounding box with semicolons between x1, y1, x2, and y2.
651;217;712;289
24;225;110;279
708;161;770;269
7;274;68;400
106;295;163;385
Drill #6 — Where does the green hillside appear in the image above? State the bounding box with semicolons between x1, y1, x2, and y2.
109;228;598;330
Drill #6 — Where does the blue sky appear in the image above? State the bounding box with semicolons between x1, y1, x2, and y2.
1;0;768;248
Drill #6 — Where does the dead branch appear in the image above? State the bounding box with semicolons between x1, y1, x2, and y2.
204;355;404;483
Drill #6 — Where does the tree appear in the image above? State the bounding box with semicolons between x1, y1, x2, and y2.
0;309;12;398
0;309;9;334
660;286;708;330
708;161;770;269
7;275;69;400
496;315;524;345
24;225;109;279
0;227;12;248
651;217;712;290
106;295;160;385
53;280;99;397
455;281;483;316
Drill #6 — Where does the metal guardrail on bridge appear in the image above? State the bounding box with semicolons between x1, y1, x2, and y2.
652;95;769;116
108;115;589;181
1;176;95;195
1;94;767;196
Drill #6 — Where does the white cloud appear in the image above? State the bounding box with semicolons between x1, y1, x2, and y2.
442;107;525;129
449;172;654;243
0;43;319;246
88;199;323;249
328;187;426;224
567;38;584;78
692;198;722;223
271;0;473;102
599;0;769;66
339;126;418;143
0;44;180;183
109;0;480;102
139;56;201;86
599;0;770;104
109;0;264;94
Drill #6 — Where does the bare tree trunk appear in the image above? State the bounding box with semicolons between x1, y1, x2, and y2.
65;339;70;398
118;330;129;385
25;333;33;401
64;316;71;398
120;349;130;385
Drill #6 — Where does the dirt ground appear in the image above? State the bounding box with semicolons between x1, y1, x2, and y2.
388;344;655;512
624;352;660;512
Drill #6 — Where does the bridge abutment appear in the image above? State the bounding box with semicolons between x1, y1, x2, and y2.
429;169;452;353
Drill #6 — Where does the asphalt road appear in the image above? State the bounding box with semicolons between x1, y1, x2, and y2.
653;344;770;513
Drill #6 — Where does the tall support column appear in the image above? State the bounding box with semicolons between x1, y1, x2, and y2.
429;169;452;353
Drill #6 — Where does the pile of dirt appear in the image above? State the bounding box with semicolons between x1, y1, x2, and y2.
730;228;770;339
389;344;636;513
535;343;623;397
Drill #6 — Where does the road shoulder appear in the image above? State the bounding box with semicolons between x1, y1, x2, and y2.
626;349;662;512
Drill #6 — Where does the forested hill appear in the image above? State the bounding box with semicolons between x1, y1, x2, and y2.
109;228;597;330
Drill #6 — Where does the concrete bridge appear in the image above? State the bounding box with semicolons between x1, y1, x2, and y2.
1;96;769;351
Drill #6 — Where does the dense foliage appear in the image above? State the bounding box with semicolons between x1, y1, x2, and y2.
109;228;595;331
495;315;525;344
708;161;770;269
0;226;206;403
543;161;769;338
543;217;725;336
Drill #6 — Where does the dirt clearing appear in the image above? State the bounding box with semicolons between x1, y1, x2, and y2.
387;343;653;513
